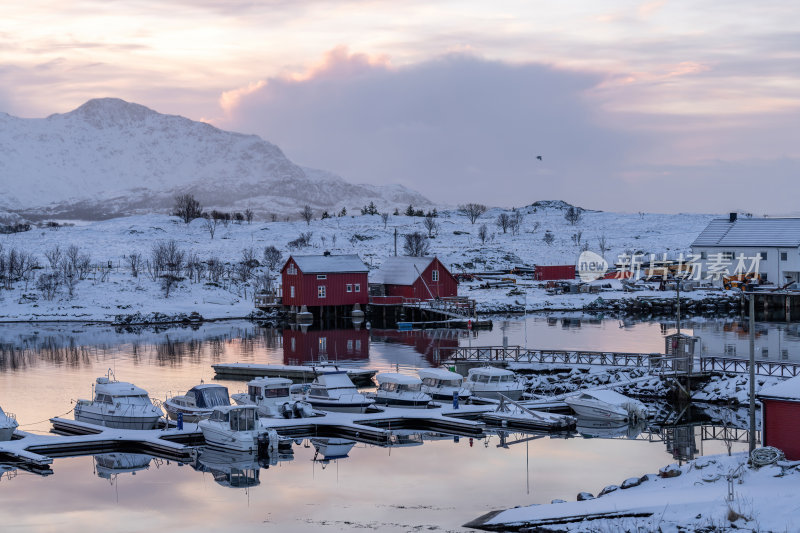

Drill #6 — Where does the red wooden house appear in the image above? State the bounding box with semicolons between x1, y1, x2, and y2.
281;254;369;309
758;376;800;460
370;256;458;300
283;328;369;365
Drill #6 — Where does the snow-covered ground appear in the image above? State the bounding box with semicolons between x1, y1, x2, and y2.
0;206;715;322
470;450;800;531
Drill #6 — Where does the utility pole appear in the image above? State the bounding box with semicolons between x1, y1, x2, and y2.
394;227;397;256
749;294;756;453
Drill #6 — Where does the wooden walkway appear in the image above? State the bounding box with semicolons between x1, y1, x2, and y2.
442;345;800;377
369;296;477;319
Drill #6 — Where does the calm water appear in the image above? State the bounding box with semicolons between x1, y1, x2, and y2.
0;314;767;532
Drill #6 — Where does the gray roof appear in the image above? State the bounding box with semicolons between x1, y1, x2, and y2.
370;256;434;285
692;218;800;248
289;254;368;274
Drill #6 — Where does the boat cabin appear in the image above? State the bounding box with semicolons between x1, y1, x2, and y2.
246;377;292;402
94;377;153;406
376;373;423;393
208;406;259;432
467;367;516;384
181;384;230;409
419;368;464;388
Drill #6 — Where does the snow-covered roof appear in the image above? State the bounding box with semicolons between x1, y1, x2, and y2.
376;372;422;385
289;254;368;274
758;375;800;401
95;379;149;396
468;366;514;377
692;218;800;248
246;377;293;388
370;256;434;285
418;368;463;381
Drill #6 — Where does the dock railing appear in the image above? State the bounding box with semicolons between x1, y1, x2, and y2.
700;356;800;378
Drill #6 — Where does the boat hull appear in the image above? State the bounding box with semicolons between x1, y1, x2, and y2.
164;404;214;423
564;400;628;421
0;426;15;441
198;423;259;452
74;408;162;430
468;388;523;401
373;396;431;409
307;400;372;413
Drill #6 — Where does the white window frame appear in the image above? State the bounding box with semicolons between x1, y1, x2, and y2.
317;274;327;280
290;286;295;298
318;285;326;298
760;252;768;261
287;265;297;275
346;284;352;292
354;283;361;292
432;269;439;282
721;252;734;261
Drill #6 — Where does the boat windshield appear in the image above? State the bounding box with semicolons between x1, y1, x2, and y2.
263;387;290;398
197;387;230;408
229;408;257;431
309;388;329;398
398;383;422;392
113;395;151;405
439;379;462;387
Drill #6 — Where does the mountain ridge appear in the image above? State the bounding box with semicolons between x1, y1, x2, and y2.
0;98;430;220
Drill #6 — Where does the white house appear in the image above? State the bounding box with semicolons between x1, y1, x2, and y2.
691;214;800;286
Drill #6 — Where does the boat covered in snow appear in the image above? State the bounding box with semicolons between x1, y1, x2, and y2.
164;384;231;422
372;373;433;408
74;374;163;430
304;371;375;413
464;366;526;400
564;389;648;422
231;377;314;418
418;368;472;402
198;405;261;452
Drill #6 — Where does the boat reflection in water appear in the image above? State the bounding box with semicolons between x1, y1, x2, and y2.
94;453;153;480
310;438;356;466
575;417;648;440
194;447;262;489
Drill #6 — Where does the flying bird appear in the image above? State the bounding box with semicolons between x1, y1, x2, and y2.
536;155;542;161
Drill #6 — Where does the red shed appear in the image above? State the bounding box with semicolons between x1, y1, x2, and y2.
371;256;457;300
281;254;369;308
283;328;369;365
758;376;800;460
535;264;576;281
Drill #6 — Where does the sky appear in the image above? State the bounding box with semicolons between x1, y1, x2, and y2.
1;0;798;214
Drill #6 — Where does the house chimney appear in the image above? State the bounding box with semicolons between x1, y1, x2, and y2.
729;212;738;223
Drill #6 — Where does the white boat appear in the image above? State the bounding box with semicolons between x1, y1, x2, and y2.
164;384;231;422
74;375;163;430
198;405;261;452
373;373;432;408
195;447;261;488
418;368;472;402
564;389;648;422
576;417;647;439
94;453;152;479
463;366;526;400
231;377;314;418
0;406;18;441
304;371;375;413
311;438;356;462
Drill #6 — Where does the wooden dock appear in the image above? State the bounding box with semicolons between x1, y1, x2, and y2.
211;363;378;386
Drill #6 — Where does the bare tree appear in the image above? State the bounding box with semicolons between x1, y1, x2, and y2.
510;210;524;236
37;272;60;301
403;232;430;257
300;205;313;225
458;203;488;224
203;216;219;239
262;246;283;273
60;259;78;298
531;221;541;234
44;245;62;271
597;235;609;258
381;213;389;228
478;223;489;245
571;231;583;246
423;214;438;238
173;194;203;223
126;253;143;278
270;213;277;222
244;208;254;224
496;212;511;234
288;232;313;249
564;206;582;225
160;274;180;298
207;257;225;283
543;230;555;246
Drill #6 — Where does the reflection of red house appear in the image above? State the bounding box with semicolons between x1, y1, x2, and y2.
370;328;460;366
281;254;369;308
370;256;457;299
282;328;370;365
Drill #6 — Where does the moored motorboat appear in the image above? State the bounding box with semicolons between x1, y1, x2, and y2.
231;377;314;418
463;366;526;400
198;405;260;452
304;371;375;413
94;453;152;479
564;389;648;422
372;373;432;408
164;384;231;422
310;438;356;462
0;406;18;441
418;368;472;402
74;374;163;430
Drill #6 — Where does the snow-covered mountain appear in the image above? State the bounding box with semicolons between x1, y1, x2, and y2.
0;98;430;220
